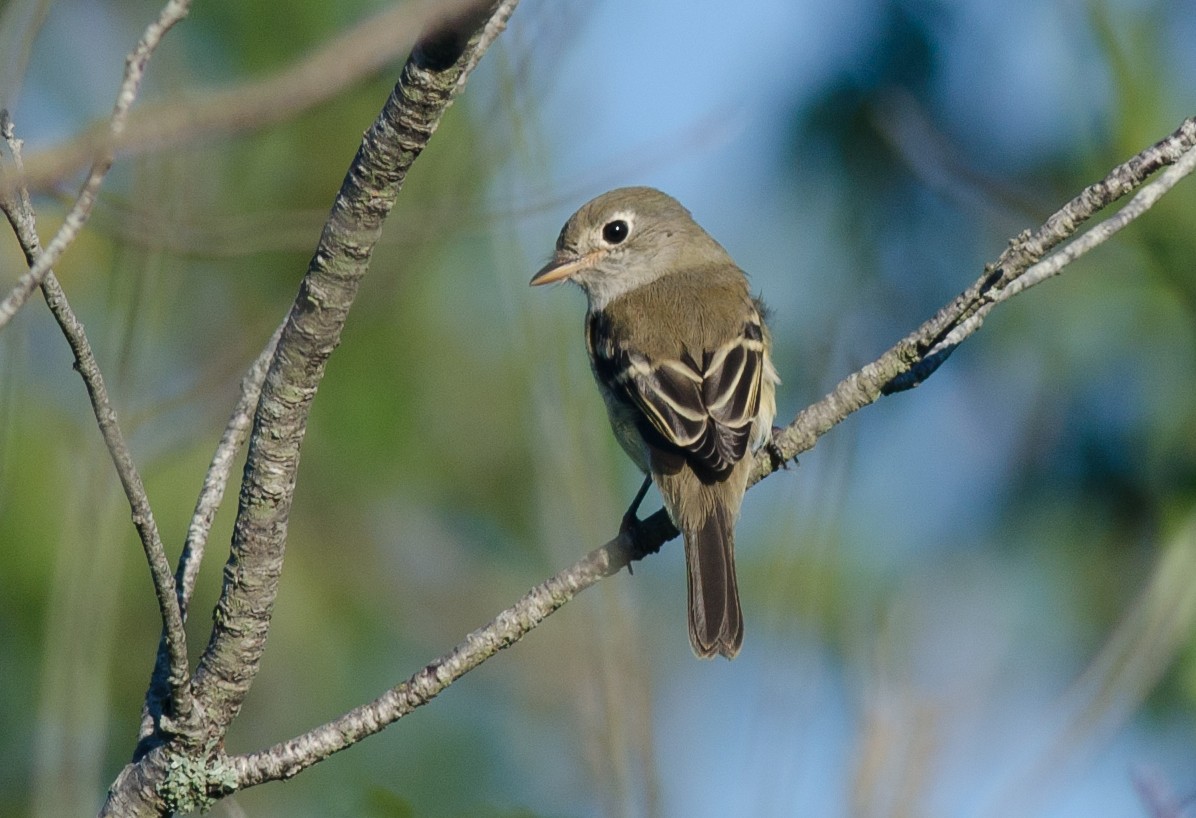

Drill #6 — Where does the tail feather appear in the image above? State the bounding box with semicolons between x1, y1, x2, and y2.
684;504;743;659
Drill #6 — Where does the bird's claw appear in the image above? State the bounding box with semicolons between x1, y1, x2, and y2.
618;476;653;574
766;426;791;471
619;509;643;574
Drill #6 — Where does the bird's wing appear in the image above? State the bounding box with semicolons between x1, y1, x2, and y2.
593;316;766;477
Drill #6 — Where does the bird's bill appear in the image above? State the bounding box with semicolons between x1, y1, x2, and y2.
529;250;602;286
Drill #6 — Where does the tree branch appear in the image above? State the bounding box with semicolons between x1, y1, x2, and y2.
221;115;1196;785
997;139;1196;301
134;321;283;758
8;0;489;197
105;3;526;808
101;3;518;813
0;0;190;330
226;516;668;787
0;111;194;738
760;114;1196;448
179;324;285;615
186;0;518;765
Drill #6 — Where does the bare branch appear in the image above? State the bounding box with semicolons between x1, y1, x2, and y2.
224;115;1196;784
134;322;283;756
187;0;519;761
998;141;1196;300
102;3;518;812
0;112;192;739
179;323;284;614
759;115;1196;454
0;0;190;330
226;521;659;786
11;0;490;197
905;123;1196;363
454;0;521;93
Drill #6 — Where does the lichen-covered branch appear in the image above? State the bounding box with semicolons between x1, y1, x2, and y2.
187;0;513;778
759;114;1196;468
226;520;665;786
134;321;283;758
97;2;519;814
223;115;1196;787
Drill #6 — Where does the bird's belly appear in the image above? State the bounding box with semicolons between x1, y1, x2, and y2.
602;392;651;474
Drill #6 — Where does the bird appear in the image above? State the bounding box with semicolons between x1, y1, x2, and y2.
531;186;779;658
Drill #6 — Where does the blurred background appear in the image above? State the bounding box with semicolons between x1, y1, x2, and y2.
1;0;1195;815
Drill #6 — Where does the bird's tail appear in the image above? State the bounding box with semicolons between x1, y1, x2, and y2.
684;502;743;659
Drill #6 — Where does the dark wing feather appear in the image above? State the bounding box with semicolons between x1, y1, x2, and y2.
590;312;766;478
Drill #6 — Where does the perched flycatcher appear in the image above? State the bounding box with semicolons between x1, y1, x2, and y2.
531;187;779;659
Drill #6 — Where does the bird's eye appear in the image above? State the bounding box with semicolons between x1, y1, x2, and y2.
602;219;629;245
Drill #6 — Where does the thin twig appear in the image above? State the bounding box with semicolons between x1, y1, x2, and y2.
999;141;1196;300
0;111;192;732
10;0;489;197
224;115;1196;787
776;116;1196;408
0;0;197;741
103;3;518;811
227;526;647;786
920;127;1196;357
178;322;284;613
0;0;191;331
134;321;284;755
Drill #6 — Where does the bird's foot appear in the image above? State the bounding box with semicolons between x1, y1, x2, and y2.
619;508;643;575
766;426;792;471
618;476;653;574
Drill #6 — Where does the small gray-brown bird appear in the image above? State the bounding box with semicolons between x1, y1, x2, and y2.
531;187;778;658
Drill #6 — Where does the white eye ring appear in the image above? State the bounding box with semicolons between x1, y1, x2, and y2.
599;210;635;247
602;219;629;244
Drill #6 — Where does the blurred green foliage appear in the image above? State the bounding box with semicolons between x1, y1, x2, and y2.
1;1;1194;816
